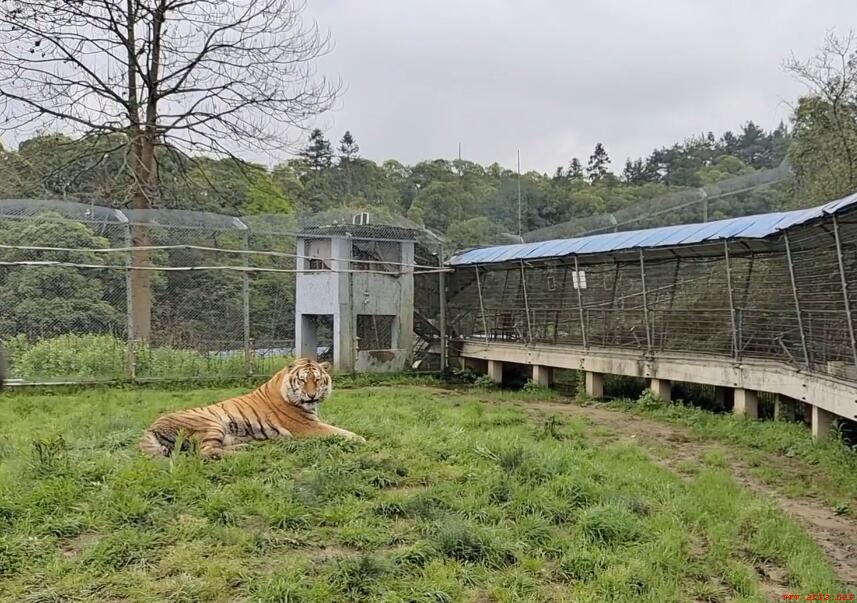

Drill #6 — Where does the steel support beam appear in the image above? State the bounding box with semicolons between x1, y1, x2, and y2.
573;255;588;348
639;249;652;353
783;232;810;367
832;215;857;368
724;241;739;360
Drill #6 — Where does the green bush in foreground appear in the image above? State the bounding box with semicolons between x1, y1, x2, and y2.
0;385;845;601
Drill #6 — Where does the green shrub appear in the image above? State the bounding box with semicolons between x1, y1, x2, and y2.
9;333;290;381
15;334;126;379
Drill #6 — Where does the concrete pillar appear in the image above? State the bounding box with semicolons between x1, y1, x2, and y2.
585;371;604;398
650;378;671;401
398;242;415;362
774;395;798;422
733;388;758;418
487;360;503;384
811;406;835;441
332;237;354;372
532;365;552;388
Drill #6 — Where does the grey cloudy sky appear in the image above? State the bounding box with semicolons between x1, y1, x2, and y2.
304;0;854;173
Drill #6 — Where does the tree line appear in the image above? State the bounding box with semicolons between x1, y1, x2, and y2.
0;119;795;250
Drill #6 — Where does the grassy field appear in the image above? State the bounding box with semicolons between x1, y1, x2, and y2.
0;383;848;602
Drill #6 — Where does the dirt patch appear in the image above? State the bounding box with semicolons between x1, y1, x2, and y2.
514;399;857;589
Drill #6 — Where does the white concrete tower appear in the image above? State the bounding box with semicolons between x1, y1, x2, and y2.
294;221;416;373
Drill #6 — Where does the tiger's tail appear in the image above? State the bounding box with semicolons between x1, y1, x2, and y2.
139;429;171;457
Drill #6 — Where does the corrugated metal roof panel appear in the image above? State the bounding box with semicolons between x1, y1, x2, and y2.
448;192;857;266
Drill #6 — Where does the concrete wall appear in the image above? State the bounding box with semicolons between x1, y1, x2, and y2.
295;236;415;373
459;341;857;428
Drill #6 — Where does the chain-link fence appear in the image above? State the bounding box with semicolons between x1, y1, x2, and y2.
0;199;445;384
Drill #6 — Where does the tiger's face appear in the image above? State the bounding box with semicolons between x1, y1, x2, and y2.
282;359;332;413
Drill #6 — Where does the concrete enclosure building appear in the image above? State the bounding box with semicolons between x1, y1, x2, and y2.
295;223;416;373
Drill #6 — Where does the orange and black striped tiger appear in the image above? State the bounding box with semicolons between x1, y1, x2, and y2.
139;358;364;459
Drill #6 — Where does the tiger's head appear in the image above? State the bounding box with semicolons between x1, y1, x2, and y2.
280;358;332;414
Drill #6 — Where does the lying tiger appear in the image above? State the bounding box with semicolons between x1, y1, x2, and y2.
139;358;365;459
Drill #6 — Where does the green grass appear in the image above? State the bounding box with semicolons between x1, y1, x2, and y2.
0;385;845;601
604;393;857;508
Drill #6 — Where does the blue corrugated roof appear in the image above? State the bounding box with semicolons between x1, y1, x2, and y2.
447;192;857;266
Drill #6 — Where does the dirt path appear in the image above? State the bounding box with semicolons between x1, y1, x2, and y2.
514;399;857;589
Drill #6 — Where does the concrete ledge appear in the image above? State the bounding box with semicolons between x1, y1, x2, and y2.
459;341;857;424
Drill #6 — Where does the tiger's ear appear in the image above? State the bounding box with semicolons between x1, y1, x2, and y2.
319;361;331;372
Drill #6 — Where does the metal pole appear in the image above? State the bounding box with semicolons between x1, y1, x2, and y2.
242;230;252;376
122;220;136;380
638;249;652;353
517;150;523;240
784;232;810;367
832;214;857;368
474;265;489;340
438;245;448;371
723;240;739;360
520;260;533;343
573;255;588;348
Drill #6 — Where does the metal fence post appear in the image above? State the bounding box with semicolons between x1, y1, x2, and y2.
120;212;136;380
832;214;857;368
438;244;448;371
784;232;810;367
242;231;252;376
638;249;652;353
723;240;739;360
474;265;489;340
520;260;533;344
573;255;588;349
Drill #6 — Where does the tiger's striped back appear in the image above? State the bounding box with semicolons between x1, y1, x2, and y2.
139;358;335;458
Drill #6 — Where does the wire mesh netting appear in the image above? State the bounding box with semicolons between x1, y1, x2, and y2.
447;207;857;384
523;159;793;242
0;199;444;384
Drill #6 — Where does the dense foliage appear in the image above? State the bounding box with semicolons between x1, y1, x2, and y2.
0;122;796;253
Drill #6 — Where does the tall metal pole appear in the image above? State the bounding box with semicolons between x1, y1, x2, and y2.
520;260;533;343
573;255;588;348
474;265;489;340
122;219;136;380
784;232;810;367
438;244;448;371
517;150;523;240
832;214;857;368
242;230;252;376
638;249;652;353
723;240;739;360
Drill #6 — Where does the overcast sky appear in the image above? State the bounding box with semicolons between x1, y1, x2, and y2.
303;0;854;173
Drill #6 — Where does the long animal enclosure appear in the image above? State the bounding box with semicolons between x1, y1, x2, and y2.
446;193;857;433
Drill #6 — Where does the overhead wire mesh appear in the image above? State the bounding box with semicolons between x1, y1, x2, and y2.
0;199;445;384
523;158;793;242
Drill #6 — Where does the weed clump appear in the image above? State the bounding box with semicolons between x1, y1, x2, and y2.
578;504;645;545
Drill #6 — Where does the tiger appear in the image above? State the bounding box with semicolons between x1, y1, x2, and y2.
139;358;365;459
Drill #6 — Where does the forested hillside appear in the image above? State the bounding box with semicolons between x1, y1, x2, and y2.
2;33;857;253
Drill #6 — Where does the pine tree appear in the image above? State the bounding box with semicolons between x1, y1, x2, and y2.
337;130;359;197
586;143;611;183
568;158;583;179
338;131;360;163
299;129;333;171
622;158;648;184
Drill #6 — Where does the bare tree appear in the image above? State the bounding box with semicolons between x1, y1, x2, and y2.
0;0;336;340
784;31;857;196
